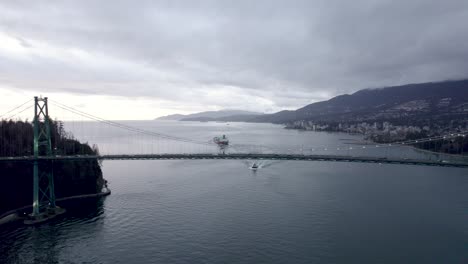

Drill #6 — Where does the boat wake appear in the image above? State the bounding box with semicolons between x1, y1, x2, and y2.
242;160;284;170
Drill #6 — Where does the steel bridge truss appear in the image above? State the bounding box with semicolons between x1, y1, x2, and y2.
32;96;56;216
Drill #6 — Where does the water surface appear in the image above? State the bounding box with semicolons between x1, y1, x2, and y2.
1;121;467;263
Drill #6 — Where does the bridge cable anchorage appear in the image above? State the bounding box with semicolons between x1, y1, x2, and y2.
0;99;32;119
49;100;217;147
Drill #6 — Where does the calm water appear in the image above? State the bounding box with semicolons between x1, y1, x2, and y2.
1;121;467;263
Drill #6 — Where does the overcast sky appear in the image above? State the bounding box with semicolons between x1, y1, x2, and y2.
1;0;468;119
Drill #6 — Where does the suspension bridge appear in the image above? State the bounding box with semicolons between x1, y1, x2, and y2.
1;96;468;223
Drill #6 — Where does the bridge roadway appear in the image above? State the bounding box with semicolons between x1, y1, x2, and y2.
1;153;467;168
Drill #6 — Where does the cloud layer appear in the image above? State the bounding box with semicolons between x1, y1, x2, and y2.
1;0;468;118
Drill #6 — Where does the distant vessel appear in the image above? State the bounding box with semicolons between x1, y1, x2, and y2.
251;163;259;170
213;135;229;146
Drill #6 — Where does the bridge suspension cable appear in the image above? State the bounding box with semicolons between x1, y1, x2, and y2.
49;100;216;147
226;131;467;157
1;105;34;121
0;99;33;120
279;131;468;154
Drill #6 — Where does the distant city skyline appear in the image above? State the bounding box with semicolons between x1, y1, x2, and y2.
1;1;468;119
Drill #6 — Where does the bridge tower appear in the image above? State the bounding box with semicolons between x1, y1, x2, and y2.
27;96;65;223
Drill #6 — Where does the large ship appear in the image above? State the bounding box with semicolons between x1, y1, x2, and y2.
213;135;229;146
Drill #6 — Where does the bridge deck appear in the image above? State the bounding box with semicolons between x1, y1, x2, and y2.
1;154;467;168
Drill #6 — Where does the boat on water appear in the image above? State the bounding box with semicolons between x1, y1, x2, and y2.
213;135;229;146
251;163;259;170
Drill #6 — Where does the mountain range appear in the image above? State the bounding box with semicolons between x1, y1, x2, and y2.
156;79;468;126
252;79;468;125
156;110;263;122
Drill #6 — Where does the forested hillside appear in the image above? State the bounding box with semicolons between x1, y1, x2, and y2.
0;119;104;215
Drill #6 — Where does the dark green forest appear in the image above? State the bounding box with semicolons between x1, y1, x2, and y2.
0;119;104;215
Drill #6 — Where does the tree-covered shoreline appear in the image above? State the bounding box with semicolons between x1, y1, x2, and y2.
0;119;104;215
285;119;468;156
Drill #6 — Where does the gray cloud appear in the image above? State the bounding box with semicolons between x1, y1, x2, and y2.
1;0;468;113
